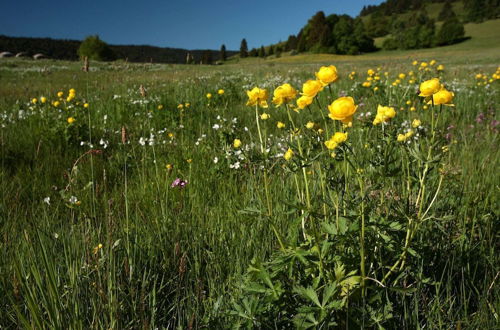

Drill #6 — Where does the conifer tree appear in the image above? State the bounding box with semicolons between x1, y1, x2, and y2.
220;44;227;61
240;39;248;58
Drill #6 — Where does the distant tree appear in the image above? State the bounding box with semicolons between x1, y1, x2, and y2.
437;16;465;45
240;38;248;58
220;44;227;61
258;46;266;57
267;45;274;56
438;0;456;21
201;50;213;64
249;48;258;57
275;45;282;58
285;35;298;51
78;35;115;61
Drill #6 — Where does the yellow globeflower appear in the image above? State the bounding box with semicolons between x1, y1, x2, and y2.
412;60;418;66
284;148;294;161
328;96;357;124
324;140;338;150
301;79;323;97
373;105;396;125
272;83;298;106
260;113;270;120
83;103;89;108
157;104;163;110
429;89;454;106
397;134;406;142
430;60;436;66
69;88;76;94
246;87;269;108
277;121;285;129
420;62;428;68
57;91;64;98
332;132;348;143
306;121;315;129
367;69;375;76
412;119;422;128
53;101;60;107
296;95;313;110
67;117;76;124
206;93;212;99
31;98;38;104
362;81;371;88
437;64;444;71
233;139;242;148
398;73;406;79
419;78;442;97
40;97;47;103
315;65;338;85
218;89;225;95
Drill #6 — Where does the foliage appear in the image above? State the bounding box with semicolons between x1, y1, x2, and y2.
240;38;248;58
77;35;116;61
220;44;227;61
437;16;466;45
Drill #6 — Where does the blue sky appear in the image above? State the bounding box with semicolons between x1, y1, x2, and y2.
1;0;385;50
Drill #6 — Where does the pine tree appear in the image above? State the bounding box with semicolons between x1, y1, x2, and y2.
438;0;456;21
258;46;266;58
220;44;227;61
240;38;248;58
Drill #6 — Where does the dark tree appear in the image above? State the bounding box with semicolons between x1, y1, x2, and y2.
240;38;248;58
249;48;258;57
258;46;266;57
201;50;213;64
437;16;465;45
220;44;227;61
438;1;456;21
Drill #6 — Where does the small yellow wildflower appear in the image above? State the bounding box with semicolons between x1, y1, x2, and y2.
233;139;242;148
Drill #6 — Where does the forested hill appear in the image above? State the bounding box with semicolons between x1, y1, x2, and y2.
0;35;237;63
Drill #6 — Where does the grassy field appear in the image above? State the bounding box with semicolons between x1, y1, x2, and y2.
0;35;499;328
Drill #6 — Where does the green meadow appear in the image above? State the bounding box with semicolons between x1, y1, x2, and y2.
0;20;499;329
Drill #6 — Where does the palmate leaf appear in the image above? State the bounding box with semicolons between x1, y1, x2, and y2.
294;286;322;308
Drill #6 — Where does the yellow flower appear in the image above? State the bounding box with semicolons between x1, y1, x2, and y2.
69;88;76;94
332;132;348;143
306;121;315;129
373;105;396;125
168;132;174;138
406;100;412;105
272;83;298;106
419;78;442;97
53;101;60;107
31;98;37;104
296;95;313;110
67;117;76;124
57;91;64;98
429;89;454;106
218;89;225;95
233;139;242;148
412;60;418;66
410;106;416;111
328;96;357;124
177;104;184;109
412;119;422;128
315;65;338;85
284;148;294;161
186;159;193;163
301;79;323;97
246;87;269;108
437;64;444;71
166;163;173;170
206;93;212;99
40;97;47;103
83;103;89;108
420;62;428;67
373;87;379;91
260;113;270;120
429;60;436;66
405;130;414;139
397;134;406;142
157;104;163;110
367;69;375;76
399;73;406;79
185;102;191;108
362;81;371;88
324;140;338;150
277;121;285;129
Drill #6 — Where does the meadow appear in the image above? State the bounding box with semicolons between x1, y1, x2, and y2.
0;43;499;328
